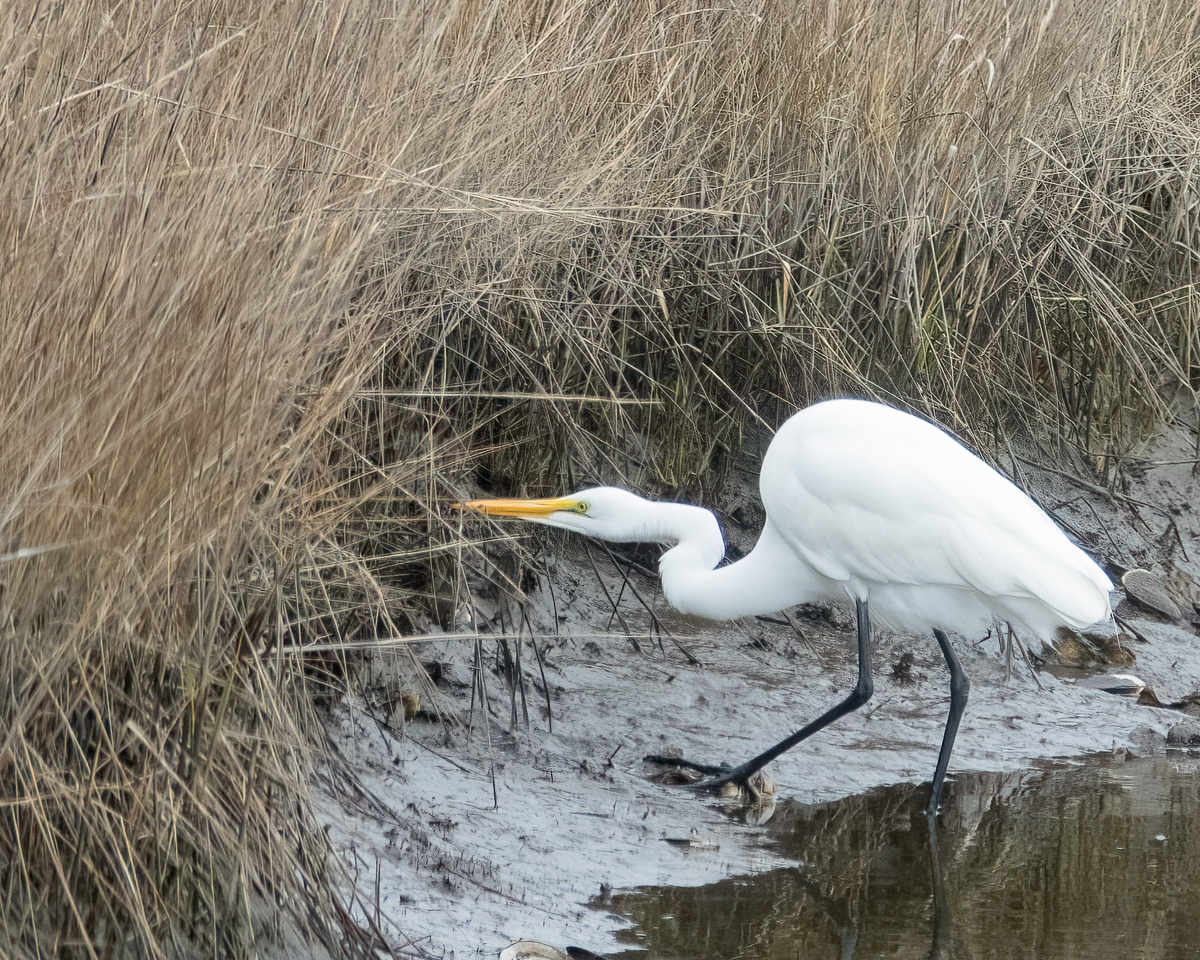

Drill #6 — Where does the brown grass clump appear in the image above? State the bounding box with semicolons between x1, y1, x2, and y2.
1;0;1198;955
1;3;383;957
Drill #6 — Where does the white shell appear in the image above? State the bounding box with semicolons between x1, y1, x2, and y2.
500;941;570;960
1078;673;1146;696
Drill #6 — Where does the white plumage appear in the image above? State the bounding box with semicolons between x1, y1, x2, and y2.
462;398;1113;812
755;399;1112;637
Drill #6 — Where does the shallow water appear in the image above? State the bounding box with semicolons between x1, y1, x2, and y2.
608;752;1200;959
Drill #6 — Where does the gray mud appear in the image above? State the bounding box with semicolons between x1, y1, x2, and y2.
316;414;1200;958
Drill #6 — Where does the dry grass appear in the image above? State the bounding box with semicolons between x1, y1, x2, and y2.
1;0;1198;955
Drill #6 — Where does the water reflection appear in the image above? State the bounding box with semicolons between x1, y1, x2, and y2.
611;754;1200;959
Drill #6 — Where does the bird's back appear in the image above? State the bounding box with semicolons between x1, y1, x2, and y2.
759;400;1113;640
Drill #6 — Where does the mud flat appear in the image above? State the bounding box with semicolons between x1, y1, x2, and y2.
317;416;1200;958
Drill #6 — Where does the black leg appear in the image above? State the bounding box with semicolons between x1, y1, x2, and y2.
647;597;875;789
927;627;970;815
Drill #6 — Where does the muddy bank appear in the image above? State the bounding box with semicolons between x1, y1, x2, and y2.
316;415;1200;958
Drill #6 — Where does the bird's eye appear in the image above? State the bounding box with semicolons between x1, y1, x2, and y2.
574;501;590;515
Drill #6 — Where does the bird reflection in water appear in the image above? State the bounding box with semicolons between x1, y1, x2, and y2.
776;811;953;959
609;756;1200;960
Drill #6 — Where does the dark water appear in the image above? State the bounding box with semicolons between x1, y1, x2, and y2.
609;753;1200;959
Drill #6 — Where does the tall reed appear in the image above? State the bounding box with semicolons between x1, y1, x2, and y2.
1;0;1196;955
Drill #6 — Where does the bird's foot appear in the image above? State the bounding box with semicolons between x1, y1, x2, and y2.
643;755;776;804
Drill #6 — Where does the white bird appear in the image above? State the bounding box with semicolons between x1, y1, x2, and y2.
461;398;1113;813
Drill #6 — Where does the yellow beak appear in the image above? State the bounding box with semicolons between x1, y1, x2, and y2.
455;496;581;519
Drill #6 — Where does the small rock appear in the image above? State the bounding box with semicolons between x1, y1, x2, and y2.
1127;724;1166;757
1044;629;1101;668
1167;720;1200;747
1078;673;1145;697
664;828;720;850
1167;693;1200;717
1122;568;1182;620
566;949;609;960
1097;633;1137;665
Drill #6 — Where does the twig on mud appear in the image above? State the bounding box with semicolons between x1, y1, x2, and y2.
1163;516;1192;562
598;543;702;666
599;549;657;581
1046;492;1136;570
1015;454;1170;518
495;603;531;730
1113;613;1152;644
582;541;639;650
467;637;502;802
520;603;554;732
354;698;481;777
402;733;479;777
1014;629;1044;691
781;608;816;650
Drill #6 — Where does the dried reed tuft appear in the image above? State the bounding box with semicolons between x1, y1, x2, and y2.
2;0;1198;955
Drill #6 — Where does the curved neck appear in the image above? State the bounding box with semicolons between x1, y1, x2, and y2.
657;516;828;620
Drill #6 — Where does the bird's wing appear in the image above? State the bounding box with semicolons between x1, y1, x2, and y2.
760;401;1110;624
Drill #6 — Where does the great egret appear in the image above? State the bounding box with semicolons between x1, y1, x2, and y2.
462;398;1113;813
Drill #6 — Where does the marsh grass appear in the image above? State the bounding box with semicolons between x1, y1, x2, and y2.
1;0;1198;955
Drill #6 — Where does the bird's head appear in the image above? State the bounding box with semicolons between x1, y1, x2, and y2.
459;486;731;616
457;486;662;543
